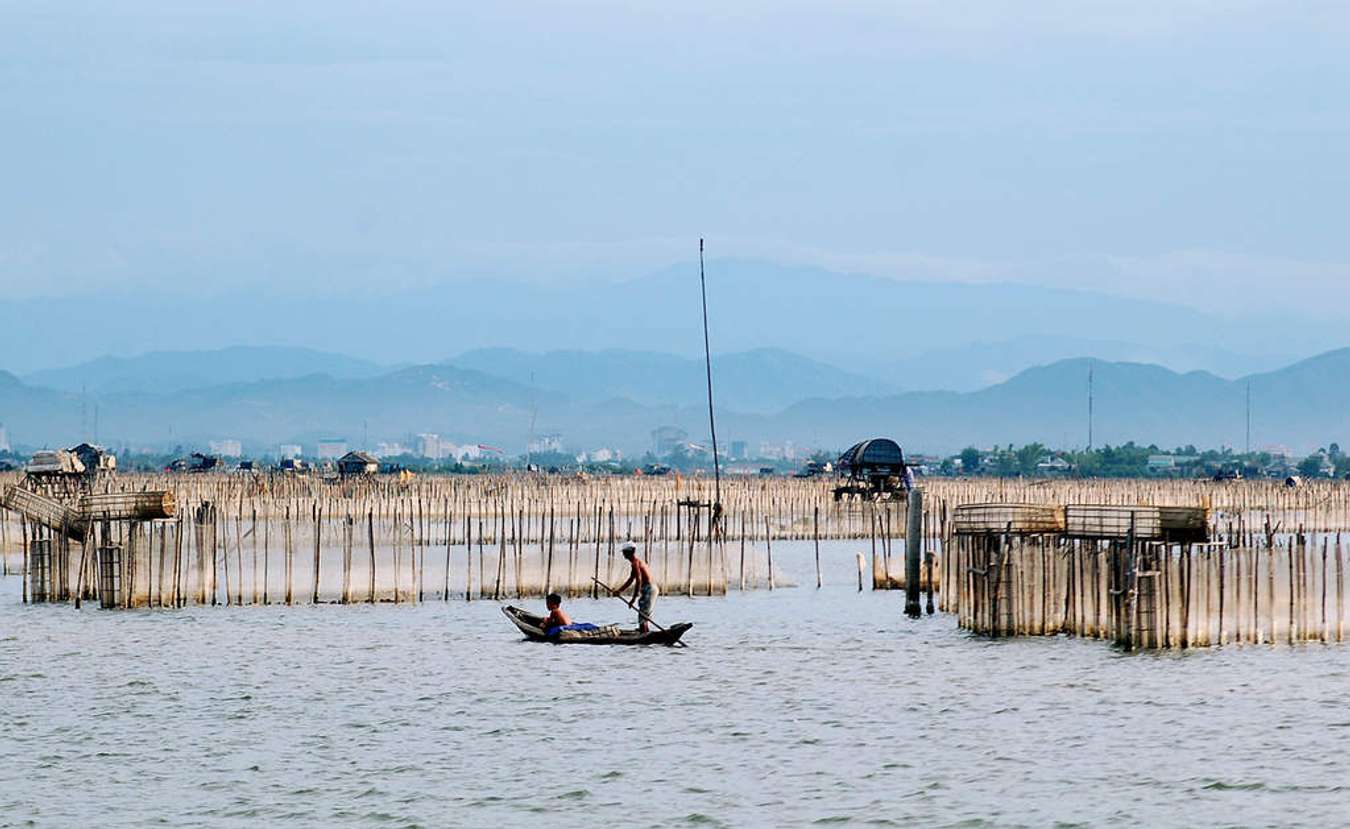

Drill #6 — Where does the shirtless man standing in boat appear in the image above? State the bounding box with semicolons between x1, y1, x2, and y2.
614;544;657;633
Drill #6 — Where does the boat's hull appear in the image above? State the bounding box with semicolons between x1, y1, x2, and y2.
502;605;691;646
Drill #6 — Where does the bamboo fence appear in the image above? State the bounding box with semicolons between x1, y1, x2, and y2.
2;472;1349;645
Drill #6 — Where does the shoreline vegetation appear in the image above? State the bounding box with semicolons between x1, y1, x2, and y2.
2;440;1338;481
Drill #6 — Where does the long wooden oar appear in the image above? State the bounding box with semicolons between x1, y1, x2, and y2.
591;577;687;646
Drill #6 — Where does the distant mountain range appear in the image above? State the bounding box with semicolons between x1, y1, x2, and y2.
25;346;388;395
446;347;893;414
3;260;1337;383
1;344;1347;457
761;349;1350;453
883;336;1292;392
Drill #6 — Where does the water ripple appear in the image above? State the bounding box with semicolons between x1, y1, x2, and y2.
4;542;1350;826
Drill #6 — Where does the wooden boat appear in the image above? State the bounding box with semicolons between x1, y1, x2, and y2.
501;605;692;646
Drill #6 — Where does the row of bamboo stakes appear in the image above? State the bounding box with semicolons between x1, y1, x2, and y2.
6;474;1350;647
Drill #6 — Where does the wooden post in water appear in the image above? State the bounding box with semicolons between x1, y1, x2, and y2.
739;512;746;591
311;504;322;605
924;509;936;616
567;516;578;596
394;505;404;604
221;509;233;607
444;502;453;602
905;488;923;618
1336;535;1344;643
368;509;377;604
813;505;822;589
173;515;184;608
691;510;702;602
20;518;28;604
544;507;555;596
341;514;353;604
284;505;294;606
262;510;270;605
764;515;775;591
251;507;259;605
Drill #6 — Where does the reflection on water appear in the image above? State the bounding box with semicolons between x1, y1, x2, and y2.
3;541;1350;827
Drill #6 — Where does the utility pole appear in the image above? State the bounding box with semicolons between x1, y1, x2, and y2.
525;371;538;470
1245;381;1252;455
1087;364;1094;451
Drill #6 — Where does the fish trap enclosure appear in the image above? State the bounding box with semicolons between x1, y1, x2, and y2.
1063;504;1209;543
948;534;1349;649
952;503;1066;535
4;473;1350;625
946;500;1348;649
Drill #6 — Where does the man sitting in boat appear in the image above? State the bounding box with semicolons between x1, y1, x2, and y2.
614;544;658;634
540;593;600;638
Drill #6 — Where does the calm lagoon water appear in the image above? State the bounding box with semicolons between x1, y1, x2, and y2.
4;541;1350;828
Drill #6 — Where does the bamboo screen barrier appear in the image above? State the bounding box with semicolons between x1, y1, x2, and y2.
3;472;1350;638
944;532;1349;650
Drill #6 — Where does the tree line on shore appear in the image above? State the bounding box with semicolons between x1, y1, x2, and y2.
2;441;1346;481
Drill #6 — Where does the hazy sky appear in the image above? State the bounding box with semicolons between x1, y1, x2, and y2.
2;1;1347;315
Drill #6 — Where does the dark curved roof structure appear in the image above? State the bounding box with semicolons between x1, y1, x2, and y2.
837;438;905;477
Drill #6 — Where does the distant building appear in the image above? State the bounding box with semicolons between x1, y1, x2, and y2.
651;426;688;457
1306;451;1336;478
528;433;563;454
582;447;621;463
278;444;303;460
453;444;485;462
317;440;348;460
1262;445;1296;461
729;440;748;460
278;457;309;474
337;450;379;477
0;424;10;453
417;433;443;459
171;452;221;474
759;441;798;461
685;442;713;458
1036;456;1072;475
1147;454;1201;474
209;439;243;457
374;441;409;458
